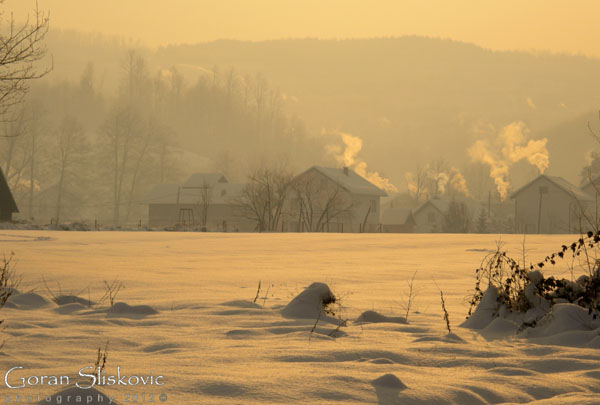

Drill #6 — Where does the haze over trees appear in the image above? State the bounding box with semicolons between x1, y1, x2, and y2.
2;29;600;225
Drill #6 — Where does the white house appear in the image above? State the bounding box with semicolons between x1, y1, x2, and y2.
287;166;387;232
511;174;593;234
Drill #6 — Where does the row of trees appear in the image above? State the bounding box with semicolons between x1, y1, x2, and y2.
0;50;319;225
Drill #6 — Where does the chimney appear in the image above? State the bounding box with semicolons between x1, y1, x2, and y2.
343;166;349;176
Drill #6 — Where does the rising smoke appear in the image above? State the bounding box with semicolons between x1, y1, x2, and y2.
405;166;470;201
468;121;549;200
327;132;398;193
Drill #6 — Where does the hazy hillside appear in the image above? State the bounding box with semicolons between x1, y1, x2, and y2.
155;38;600;183
40;33;600;189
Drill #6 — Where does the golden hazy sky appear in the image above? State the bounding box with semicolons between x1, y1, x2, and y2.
6;0;600;57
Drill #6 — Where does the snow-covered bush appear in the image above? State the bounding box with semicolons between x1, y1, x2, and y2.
466;232;600;330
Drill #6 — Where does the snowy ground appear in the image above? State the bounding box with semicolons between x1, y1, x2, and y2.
0;231;598;404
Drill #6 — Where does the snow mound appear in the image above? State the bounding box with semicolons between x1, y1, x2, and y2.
460;286;501;330
371;373;407;390
281;282;337;322
55;302;87;314
413;333;465;344
520;304;600;347
6;292;50;309
525;303;600;337
480;317;519;340
106;302;158;318
372;373;407;403
55;294;94;306
355;310;407;324
38;386;117;405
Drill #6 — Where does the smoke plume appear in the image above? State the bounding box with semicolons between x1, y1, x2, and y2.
327;132;398;193
468;121;548;200
405;166;469;201
449;168;469;197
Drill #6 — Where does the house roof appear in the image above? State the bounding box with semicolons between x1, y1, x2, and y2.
510;174;592;201
303;166;387;197
381;207;413;225
0;166;18;214
182;173;228;188
413;196;482;217
142;182;244;205
413;198;450;217
581;176;600;192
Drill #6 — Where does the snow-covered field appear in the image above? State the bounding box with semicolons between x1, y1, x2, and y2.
0;231;599;404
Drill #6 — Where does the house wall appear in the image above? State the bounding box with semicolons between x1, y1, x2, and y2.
413;204;443;233
514;177;591;234
582;183;600;225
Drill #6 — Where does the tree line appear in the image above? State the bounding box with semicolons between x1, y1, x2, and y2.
0;50;319;226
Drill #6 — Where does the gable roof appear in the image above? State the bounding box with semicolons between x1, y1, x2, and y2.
413;198;449;217
413;196;482;217
300;166;387;197
0;167;18;214
182;173;228;188
510;174;592;201
581;176;600;192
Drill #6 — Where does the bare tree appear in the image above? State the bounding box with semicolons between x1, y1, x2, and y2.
407;162;428;203
0;1;50;120
292;175;352;232
53;115;87;224
239;166;292;232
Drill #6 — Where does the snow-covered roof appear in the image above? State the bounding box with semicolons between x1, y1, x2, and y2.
303;166;387;197
182;173;228;188
510;174;592;201
142;182;244;205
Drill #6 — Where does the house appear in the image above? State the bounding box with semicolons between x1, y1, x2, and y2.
411;197;481;233
143;173;255;231
511;174;593;234
287;166;387;232
581;176;600;225
381;207;415;233
0;166;18;222
412;198;449;233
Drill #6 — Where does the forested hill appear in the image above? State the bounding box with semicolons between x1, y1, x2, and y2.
40;33;600;189
155;37;600;183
